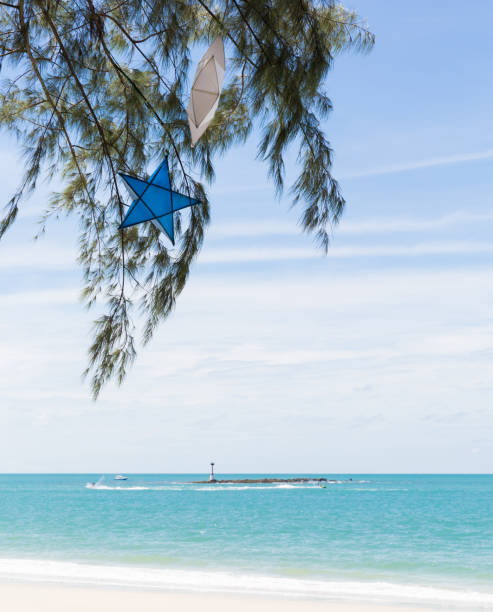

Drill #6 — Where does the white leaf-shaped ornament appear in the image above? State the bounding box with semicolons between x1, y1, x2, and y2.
187;37;225;146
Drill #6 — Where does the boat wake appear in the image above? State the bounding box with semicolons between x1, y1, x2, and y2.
85;480;368;491
85;484;149;490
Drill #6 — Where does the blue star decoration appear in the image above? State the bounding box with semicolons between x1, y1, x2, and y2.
118;157;201;245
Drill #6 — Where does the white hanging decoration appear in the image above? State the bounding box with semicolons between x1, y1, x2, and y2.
187;37;226;146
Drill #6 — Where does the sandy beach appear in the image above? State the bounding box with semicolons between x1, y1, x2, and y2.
0;583;470;612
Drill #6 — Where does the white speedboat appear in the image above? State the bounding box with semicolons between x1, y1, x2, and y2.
114;475;128;481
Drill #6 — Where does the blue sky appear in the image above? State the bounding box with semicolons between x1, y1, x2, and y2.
1;0;492;473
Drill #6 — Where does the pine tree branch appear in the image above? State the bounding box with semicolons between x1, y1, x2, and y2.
18;1;93;208
1;0;373;397
195;0;259;69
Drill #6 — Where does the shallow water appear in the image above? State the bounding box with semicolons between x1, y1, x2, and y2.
0;474;491;608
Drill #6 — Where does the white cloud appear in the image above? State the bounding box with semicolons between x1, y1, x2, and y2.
197;148;493;193
5;207;492;274
181;267;493;313
338;210;493;235
210;221;297;238
199;241;493;263
1;263;492;471
0;288;79;306
0;243;76;269
221;344;396;365
210;210;493;240
341;148;493;179
4;237;493;271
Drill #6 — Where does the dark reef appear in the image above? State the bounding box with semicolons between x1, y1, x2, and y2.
191;477;335;484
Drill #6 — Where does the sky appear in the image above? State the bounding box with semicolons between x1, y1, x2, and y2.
1;0;492;474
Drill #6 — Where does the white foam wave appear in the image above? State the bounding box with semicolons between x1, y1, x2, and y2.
192;484;321;491
91;484;327;492
85;481;364;492
85;484;149;491
84;481;368;492
0;558;492;608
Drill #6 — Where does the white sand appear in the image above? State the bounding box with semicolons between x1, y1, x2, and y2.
0;583;457;612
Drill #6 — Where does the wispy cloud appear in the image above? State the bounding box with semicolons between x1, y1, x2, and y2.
196;147;493;193
199;241;493;264
182;267;493;314
0;244;76;269
342;149;493;179
210;221;297;238
338;210;493;234
2;223;492;273
5;239;488;271
1;261;493;471
0;288;79;306
210;210;493;239
222;344;396;365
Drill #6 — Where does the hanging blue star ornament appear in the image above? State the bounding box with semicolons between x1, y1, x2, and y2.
119;158;201;244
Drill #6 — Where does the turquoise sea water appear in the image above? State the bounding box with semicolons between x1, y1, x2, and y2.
0;474;492;608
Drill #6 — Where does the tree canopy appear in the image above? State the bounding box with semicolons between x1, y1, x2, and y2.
0;0;374;397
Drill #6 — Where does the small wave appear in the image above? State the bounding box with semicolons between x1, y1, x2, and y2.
84;481;367;492
192;484;321;491
85;484;149;491
0;558;492;608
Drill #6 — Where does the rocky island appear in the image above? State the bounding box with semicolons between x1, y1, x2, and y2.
192;477;331;484
195;464;353;485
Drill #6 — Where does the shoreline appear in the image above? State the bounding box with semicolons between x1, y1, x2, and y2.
0;557;492;610
0;583;481;612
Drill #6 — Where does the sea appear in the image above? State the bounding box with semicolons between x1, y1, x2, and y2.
0;474;492;609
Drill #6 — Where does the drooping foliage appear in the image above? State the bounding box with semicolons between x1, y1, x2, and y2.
0;0;374;397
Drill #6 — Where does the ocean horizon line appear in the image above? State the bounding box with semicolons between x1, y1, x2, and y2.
0;472;491;476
